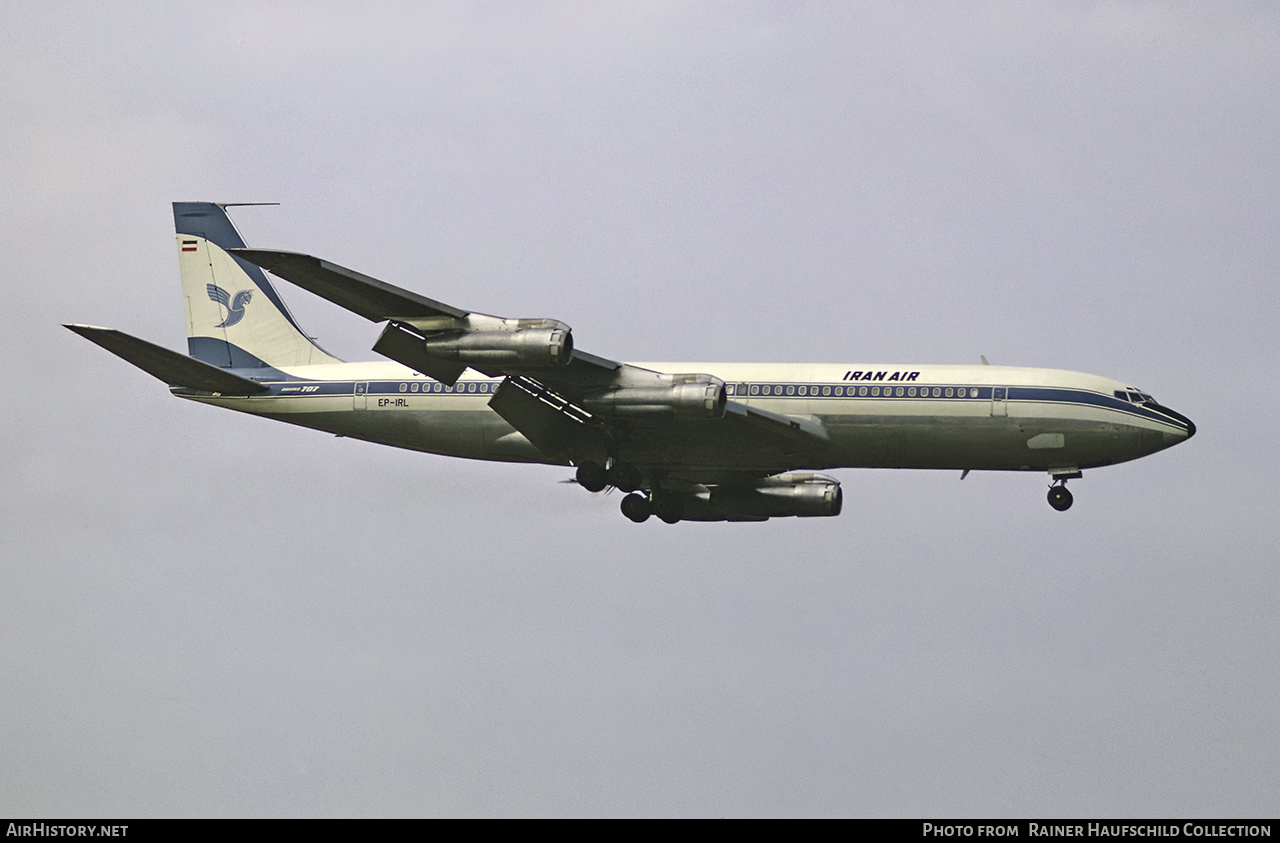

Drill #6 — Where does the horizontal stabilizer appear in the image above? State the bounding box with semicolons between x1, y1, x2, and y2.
230;249;468;322
64;324;270;394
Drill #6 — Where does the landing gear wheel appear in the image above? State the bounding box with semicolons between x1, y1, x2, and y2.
652;494;683;524
621;493;651;523
1047;485;1073;512
575;461;608;493
606;463;643;493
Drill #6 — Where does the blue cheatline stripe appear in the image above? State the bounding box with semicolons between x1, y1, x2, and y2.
261;379;502;397
234;378;1188;431
272;381;353;396
1007;386;1186;428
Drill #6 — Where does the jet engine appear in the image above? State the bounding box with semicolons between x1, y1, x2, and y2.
712;473;843;519
642;473;843;522
582;377;727;420
372;319;573;384
420;327;573;367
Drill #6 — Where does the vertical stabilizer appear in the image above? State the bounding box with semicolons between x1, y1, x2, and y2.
174;202;343;369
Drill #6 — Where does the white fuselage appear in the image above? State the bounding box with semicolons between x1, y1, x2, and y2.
179;360;1193;478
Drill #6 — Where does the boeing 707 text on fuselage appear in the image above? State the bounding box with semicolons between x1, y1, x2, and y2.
66;202;1195;523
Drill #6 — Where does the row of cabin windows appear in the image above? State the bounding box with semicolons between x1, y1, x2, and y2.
392;381;983;399
734;384;981;399
397;381;497;394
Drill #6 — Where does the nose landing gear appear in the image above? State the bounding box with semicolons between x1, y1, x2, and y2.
1047;471;1081;511
1047;484;1073;511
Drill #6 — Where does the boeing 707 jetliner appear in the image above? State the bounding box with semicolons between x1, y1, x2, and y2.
66;202;1195;523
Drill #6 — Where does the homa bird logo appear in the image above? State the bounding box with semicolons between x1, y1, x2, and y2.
206;283;253;328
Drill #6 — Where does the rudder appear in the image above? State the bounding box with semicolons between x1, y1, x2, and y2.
174;202;342;369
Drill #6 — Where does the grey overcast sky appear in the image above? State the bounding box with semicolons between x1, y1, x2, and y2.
3;2;1278;817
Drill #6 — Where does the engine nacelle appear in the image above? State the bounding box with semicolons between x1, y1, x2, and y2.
665;474;843;521
582;378;727;420
421;327;573;368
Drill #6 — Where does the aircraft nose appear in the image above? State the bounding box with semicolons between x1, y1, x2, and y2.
1155;405;1196;442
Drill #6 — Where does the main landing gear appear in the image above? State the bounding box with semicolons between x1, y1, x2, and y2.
619;492;682;524
1047;472;1081;511
574;460;643;494
620;493;651;523
575;462;608;492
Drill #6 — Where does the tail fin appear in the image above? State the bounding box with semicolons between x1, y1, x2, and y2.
174;202;343;368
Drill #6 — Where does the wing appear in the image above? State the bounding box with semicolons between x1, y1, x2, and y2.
229;248;829;470
230;249;467;322
231;248;626;388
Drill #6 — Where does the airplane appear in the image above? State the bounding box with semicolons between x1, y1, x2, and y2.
65;202;1196;523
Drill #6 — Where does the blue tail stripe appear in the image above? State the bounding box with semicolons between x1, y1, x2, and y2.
186;337;296;379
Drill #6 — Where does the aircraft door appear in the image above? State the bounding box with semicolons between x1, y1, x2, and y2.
991;386;1008;417
354;382;368;410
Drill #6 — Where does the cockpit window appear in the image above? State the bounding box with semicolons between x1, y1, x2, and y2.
1116;390;1157;405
